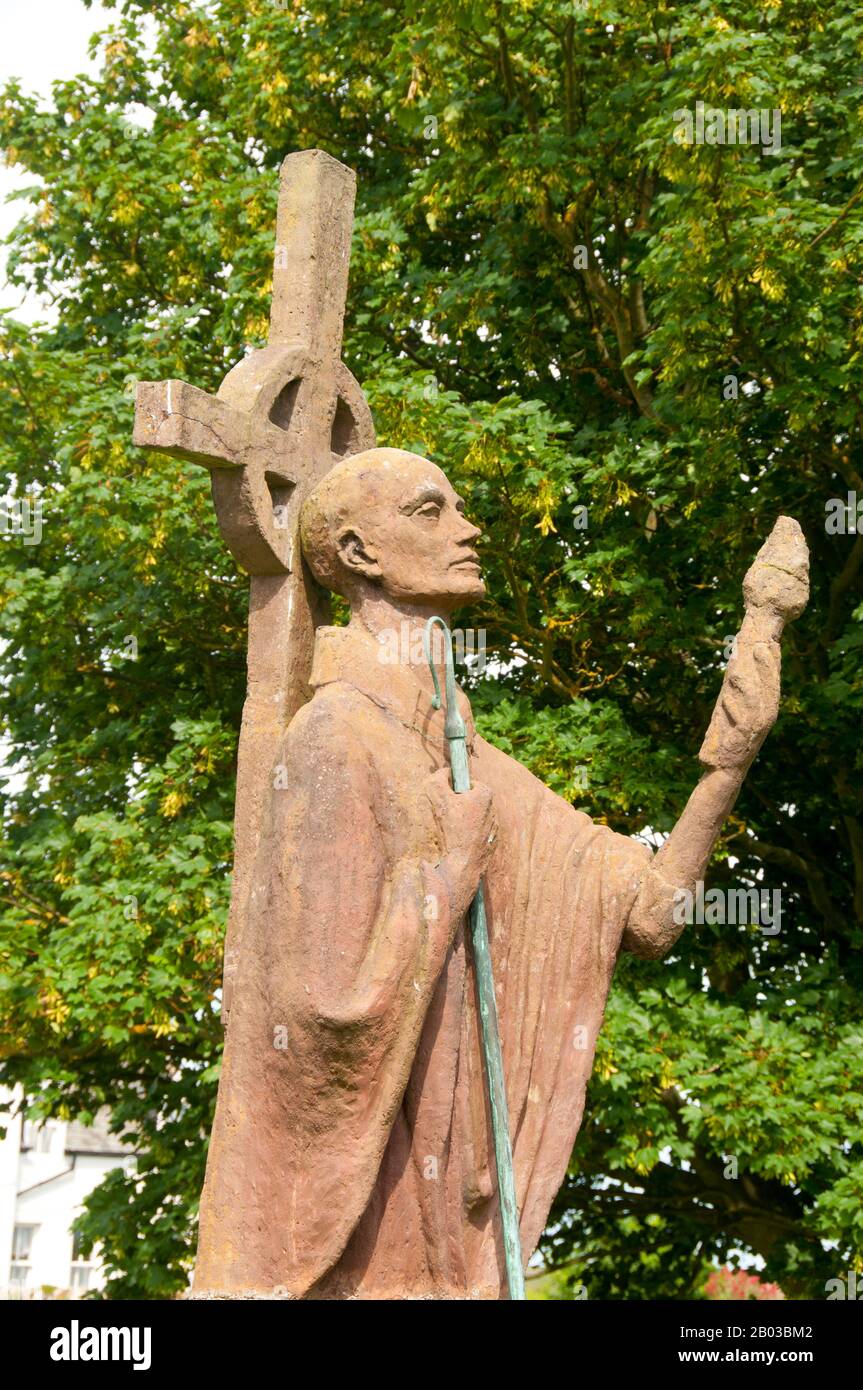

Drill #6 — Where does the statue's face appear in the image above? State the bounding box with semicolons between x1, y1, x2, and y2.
339;456;485;608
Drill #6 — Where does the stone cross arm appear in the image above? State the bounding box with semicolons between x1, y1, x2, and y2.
133;377;295;478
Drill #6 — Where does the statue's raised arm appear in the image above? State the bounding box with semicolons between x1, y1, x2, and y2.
623;517;809;959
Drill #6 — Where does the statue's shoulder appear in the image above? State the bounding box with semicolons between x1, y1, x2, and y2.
473;732;597;837
472;731;554;796
284;681;384;759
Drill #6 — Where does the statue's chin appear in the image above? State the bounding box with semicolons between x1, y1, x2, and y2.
450;578;483;606
432;586;486;613
385;576;486;609
443;574;486;605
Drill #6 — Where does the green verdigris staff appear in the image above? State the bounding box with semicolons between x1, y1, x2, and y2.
423;616;525;1301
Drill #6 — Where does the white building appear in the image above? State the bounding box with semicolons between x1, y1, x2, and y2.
0;1093;134;1299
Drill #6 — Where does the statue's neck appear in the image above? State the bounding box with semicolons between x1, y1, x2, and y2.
348;594;458;691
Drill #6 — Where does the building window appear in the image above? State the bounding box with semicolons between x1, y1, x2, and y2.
69;1264;91;1293
70;1231;92;1296
21;1120;54;1153
12;1224;36;1261
10;1224;37;1296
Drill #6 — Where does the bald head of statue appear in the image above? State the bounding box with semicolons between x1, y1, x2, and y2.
300;447;485;613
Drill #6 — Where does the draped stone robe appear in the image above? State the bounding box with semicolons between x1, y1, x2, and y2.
193;623;653;1300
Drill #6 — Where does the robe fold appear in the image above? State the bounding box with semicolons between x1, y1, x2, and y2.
193;623;652;1300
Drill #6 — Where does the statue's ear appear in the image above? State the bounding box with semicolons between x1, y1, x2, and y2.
336;527;381;580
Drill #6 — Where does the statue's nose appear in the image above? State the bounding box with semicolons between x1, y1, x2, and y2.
458;516;482;543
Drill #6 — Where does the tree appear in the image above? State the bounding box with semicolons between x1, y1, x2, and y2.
1;0;860;1298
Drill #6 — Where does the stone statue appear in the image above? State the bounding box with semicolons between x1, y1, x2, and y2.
132;151;809;1300
192;449;807;1299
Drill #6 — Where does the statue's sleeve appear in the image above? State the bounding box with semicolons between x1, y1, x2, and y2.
270;692;457;1024
220;690;460;1295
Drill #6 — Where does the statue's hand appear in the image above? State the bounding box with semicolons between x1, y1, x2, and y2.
699;516;808;773
422;768;497;915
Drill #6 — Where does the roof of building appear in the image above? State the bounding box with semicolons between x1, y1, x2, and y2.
64;1108;134;1156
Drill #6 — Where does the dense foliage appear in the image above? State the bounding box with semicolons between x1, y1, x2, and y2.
1;0;861;1298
